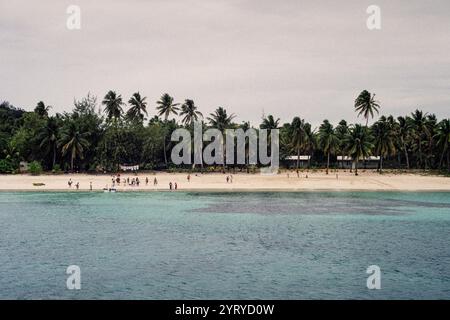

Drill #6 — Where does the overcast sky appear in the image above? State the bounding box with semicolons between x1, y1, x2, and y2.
1;0;449;127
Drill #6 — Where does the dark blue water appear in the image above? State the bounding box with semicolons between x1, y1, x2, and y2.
0;191;449;299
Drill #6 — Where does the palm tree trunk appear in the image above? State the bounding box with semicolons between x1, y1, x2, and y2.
355;159;359;175
326;151;330;174
71;156;74;172
418;137;422;169
52;143;56;168
403;141;410;170
296;147;300;169
380;156;383;173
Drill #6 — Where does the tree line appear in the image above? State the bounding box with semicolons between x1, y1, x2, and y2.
0;90;448;174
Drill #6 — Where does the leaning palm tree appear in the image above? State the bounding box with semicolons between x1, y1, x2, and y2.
343;124;374;175
409;109;430;169
318;120;339;174
34;101;51;118
434;118;450;170
102;91;124;121
127;92;148;122
156;93;180;167
207;107;235;168
38;117;59;168
58;122;89;171
290;117;306;169
354;90;380;126
180;99;203;126
372;116;396;173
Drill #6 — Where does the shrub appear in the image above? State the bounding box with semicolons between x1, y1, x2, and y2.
52;164;62;174
29;161;43;175
0;159;14;173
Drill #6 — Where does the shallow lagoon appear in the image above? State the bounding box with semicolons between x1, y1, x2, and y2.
0;191;449;299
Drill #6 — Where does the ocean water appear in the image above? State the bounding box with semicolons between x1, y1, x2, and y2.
0;191;449;299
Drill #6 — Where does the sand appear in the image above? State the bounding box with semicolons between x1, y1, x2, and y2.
0;170;449;192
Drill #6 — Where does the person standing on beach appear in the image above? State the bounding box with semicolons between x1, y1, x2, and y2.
68;179;72;188
146;177;149;186
154;177;158;186
187;174;190;182
90;182;93;191
169;182;172;190
226;176;229;183
175;182;178;190
76;182;79;190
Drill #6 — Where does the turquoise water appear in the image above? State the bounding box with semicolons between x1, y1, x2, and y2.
0;191;449;299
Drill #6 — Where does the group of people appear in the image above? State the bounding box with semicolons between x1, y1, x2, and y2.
226;175;234;183
67;178;80;190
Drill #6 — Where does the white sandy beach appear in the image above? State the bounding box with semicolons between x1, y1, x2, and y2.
0;170;449;192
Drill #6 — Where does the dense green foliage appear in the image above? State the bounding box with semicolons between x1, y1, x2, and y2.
0;90;448;174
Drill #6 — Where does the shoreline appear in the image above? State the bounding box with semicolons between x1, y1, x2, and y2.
0;171;449;192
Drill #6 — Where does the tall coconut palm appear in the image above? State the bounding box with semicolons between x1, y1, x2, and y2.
344;124;374;175
354;90;380;126
34;101;51;118
303;123;316;168
58;122;89;171
290;117;306;169
397;116;411;169
38;117;59;168
409;109;430;169
372;116;396;173
336;120;349;168
180;99;203;126
207;107;235;168
156;93;180;167
435;118;450;170
127;92;148;122
102;91;124;121
260;115;280;154
318;120;339;174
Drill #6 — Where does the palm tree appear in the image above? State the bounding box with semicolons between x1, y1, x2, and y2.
58;122;89;171
354;90;380;126
344;124;374;175
156;93;180;167
372;116;396;173
290;117;305;169
260;115;280;154
397;116;411;169
318;120;339;174
409;110;430;169
207;107;235;168
336;120;349;168
102;91;124;121
260;115;280;131
303;123;316;168
34;101;51;118
127;92;148;122
180;99;203;126
38;117;59;168
435;119;450;170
